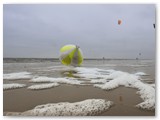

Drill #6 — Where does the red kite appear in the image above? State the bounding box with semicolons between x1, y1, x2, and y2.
118;20;122;25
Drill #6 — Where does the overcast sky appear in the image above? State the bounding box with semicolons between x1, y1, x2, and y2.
3;4;155;59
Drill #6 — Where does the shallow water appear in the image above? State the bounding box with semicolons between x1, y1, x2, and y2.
3;59;155;116
3;59;155;82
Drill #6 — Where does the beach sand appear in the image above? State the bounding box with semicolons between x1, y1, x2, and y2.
3;84;154;116
3;59;155;116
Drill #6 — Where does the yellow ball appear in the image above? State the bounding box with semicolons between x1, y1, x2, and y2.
59;44;83;66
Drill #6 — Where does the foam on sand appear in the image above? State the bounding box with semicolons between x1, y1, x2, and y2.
3;72;32;80
3;67;155;111
17;67;155;110
73;67;112;79
135;83;155;110
134;72;149;76
30;76;83;85
3;83;26;90
92;70;155;110
149;84;155;88
5;99;113;116
28;83;59;90
90;79;108;84
68;67;155;110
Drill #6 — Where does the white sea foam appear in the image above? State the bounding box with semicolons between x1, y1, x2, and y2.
30;76;83;85
30;76;57;83
11;99;113;116
3;72;32;80
28;83;59;90
93;71;139;89
90;79;108;84
72;67;112;79
134;72;149;76
130;65;149;67
62;67;155;110
89;70;155;110
135;83;155;110
149;84;155;88
3;83;26;90
4;67;154;111
29;67;155;110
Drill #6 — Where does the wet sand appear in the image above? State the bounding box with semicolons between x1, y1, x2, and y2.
3;85;155;116
3;59;155;116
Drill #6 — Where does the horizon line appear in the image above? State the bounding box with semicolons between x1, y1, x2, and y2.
3;57;154;60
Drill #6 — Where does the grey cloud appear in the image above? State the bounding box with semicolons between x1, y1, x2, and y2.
3;4;156;59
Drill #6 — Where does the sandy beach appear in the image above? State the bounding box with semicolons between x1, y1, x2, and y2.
4;85;154;116
3;59;155;116
3;4;156;117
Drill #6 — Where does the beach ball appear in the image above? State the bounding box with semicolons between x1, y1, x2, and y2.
59;44;83;66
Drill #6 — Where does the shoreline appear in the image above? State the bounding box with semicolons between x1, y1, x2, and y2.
3;85;155;116
3;59;155;116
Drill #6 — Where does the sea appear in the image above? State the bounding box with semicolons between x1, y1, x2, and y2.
3;58;155;84
3;58;156;116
